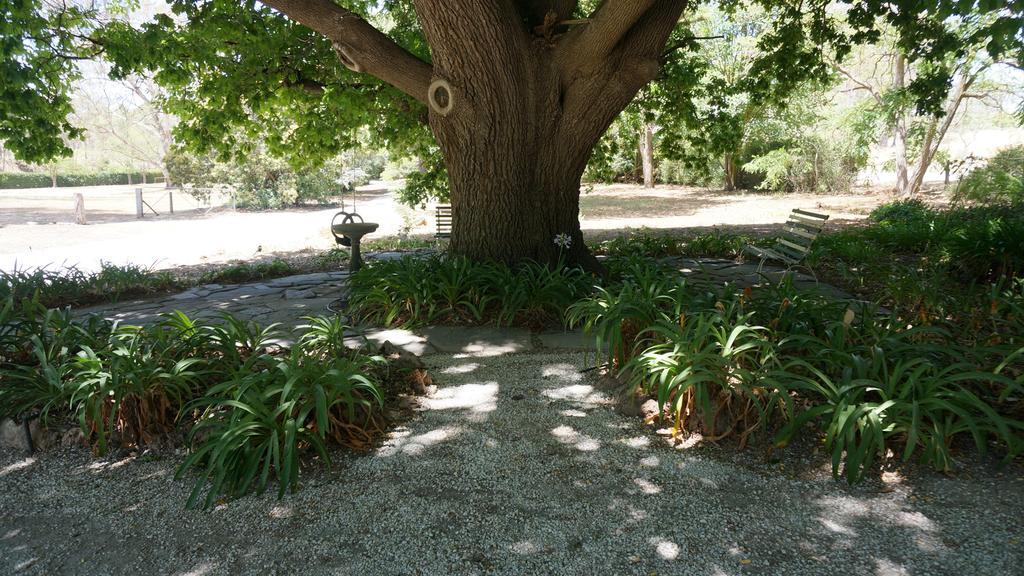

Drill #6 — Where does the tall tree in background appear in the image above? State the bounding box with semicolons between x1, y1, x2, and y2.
74;74;176;183
835;22;1018;198
2;0;1022;266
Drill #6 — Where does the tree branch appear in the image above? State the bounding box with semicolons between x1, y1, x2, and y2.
832;61;882;104
563;1;656;65
259;0;433;102
558;1;688;148
661;35;724;58
616;1;689;62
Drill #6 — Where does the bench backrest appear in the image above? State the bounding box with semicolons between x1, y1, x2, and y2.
436;205;452;238
775;208;829;262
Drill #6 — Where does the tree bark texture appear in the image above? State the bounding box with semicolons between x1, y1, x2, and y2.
262;0;690;266
893;52;975;198
723;153;737;191
892;53;911;197
641;123;656;189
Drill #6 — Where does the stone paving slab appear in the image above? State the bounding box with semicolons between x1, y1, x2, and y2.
669;257;854;301
345;327;434;356
74;272;349;328
417;326;533;357
536;330;600;351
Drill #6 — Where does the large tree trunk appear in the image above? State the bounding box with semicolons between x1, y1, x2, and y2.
893;52;975;198
892;53;911;197
723;153;737;191
906;70;971;197
414;0;685;269
428;40;603;269
640;123;655;189
264;0;689;267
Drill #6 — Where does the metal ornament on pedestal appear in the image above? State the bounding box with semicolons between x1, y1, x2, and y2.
328;180;378;313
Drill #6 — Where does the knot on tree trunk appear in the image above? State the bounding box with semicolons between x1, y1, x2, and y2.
428;78;454;116
332;42;363;73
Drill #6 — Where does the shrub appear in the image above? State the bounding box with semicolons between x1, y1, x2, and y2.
0;172;51;188
813;203;1023;309
177;333;383;508
0;171;164;190
943;210;1024;281
72;323;205;454
569;270;1024;482
741;134;859;193
594;231;750;260
0;263;180;309
167;148;365;208
0;297;113;422
0;301;388;507
954;146;1024;206
628;313;786;446
197;259;295;285
776;337;1024;482
869;198;935;225
566;272;687;368
347;255;593;329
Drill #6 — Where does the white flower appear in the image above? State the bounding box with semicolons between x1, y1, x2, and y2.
553;233;573;249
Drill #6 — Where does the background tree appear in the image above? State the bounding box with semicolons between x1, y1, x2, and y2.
834;21;1020;198
73;74;177;184
2;0;1022;266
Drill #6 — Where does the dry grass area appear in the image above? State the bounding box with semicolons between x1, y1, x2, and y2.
0;181;947;272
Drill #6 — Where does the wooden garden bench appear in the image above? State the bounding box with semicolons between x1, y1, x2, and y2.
744;208;829;270
436;205;452;239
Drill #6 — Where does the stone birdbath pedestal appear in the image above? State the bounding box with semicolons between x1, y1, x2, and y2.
331;211;378;273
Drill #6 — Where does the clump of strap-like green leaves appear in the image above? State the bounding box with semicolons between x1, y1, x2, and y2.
347;254;593;329
567;266;1024;482
0;295;386;508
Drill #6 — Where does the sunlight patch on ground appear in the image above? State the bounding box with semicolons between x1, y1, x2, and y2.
0;457;37;477
560;409;589;418
510;540;540;555
269;505;294;519
633;477;662;495
815;495;941;552
628;506;649;522
542;384;605;404
440;362;481;375
451;340;524;357
639;455;660;468
420;382;498;413
819;518;857;536
139;469;170;481
550;425;601;451
174;561;217;576
619;435;650;449
648;537;680;560
379;426;464;457
895;510;935;532
874;558;911;576
83;457;134;472
541;363;582;383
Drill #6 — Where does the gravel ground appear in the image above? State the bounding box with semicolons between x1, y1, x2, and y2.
2;351;1022;575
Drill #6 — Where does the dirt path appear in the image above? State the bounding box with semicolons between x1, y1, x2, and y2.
1;181;927;273
0;182;422;272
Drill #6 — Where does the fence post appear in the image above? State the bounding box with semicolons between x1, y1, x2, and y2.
168;189;174;214
73;193;87;225
136;188;144;218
